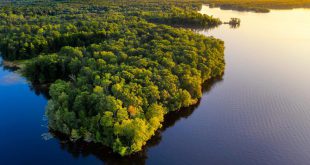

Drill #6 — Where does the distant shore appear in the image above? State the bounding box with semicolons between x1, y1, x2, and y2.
206;0;310;13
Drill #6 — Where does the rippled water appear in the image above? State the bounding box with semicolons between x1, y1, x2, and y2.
1;6;310;165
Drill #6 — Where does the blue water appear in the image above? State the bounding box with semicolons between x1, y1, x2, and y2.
1;6;310;165
0;57;219;164
0;60;102;164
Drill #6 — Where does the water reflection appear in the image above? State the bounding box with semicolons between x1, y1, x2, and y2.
0;73;25;85
0;59;25;85
29;84;50;99
228;23;240;29
48;77;223;165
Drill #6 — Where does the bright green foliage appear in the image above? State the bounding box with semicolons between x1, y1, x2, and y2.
0;0;225;155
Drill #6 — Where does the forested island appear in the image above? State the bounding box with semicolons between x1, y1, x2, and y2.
0;0;225;156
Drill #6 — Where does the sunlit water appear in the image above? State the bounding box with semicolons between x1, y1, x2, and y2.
1;5;310;164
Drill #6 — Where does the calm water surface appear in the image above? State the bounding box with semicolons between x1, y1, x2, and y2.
1;6;310;165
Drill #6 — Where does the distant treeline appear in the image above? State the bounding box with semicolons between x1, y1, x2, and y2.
206;0;310;13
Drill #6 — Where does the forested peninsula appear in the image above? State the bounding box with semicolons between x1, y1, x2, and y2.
0;0;225;156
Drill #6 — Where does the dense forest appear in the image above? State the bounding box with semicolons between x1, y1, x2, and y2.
0;0;225;155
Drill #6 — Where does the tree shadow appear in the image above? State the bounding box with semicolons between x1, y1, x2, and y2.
49;76;223;165
28;83;51;99
0;58;51;98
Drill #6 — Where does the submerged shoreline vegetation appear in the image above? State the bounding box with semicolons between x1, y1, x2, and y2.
224;18;241;28
206;0;310;13
0;0;225;156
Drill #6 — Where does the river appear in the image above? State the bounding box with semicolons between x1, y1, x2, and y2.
1;5;310;165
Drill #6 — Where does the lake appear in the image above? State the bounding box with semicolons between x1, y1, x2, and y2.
1;5;310;165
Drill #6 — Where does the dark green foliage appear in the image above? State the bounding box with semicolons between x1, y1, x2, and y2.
0;0;225;156
141;6;222;27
